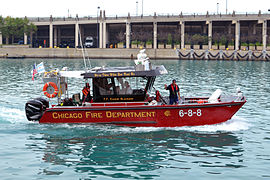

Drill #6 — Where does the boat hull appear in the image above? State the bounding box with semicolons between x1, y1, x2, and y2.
39;101;246;127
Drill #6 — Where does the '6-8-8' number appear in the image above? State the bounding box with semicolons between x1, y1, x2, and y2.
197;109;202;116
179;109;202;117
179;110;184;117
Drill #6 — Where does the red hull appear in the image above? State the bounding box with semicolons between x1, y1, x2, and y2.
39;101;246;127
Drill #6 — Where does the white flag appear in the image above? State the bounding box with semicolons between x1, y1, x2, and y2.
36;62;45;74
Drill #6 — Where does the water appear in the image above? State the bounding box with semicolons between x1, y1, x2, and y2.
0;58;269;179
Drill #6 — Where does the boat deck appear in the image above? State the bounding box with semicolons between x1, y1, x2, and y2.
52;94;243;108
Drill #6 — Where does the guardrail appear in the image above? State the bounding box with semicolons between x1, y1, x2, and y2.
27;11;270;22
176;49;270;61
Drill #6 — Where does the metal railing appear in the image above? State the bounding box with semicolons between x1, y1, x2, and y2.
28;11;270;22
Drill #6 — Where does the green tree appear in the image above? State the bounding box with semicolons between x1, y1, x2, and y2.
1;16;12;44
25;22;37;46
0;16;37;45
191;34;205;45
0;16;3;29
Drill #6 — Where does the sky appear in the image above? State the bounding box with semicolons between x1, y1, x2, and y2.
0;0;269;18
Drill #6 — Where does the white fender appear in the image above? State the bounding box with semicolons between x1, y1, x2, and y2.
208;89;222;103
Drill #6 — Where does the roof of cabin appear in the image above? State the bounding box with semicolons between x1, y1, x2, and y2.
81;65;168;78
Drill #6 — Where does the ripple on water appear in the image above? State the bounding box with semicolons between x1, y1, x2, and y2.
0;59;269;179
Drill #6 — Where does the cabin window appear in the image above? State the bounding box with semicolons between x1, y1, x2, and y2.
93;78;114;96
115;77;147;95
92;76;153;102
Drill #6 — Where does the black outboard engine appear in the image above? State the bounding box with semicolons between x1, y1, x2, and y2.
25;97;49;121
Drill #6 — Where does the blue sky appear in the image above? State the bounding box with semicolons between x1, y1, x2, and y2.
0;0;269;17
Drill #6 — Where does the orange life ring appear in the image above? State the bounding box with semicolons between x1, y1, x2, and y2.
197;99;207;104
43;82;59;98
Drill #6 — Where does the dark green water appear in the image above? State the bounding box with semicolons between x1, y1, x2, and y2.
0;58;269;179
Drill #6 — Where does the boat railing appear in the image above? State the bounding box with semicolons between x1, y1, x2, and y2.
84;102;147;107
181;97;209;104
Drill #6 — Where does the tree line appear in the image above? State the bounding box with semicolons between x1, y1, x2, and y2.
0;16;37;45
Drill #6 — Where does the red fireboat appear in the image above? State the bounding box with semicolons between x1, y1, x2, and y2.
25;50;246;127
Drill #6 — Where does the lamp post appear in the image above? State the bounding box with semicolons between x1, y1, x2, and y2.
217;3;219;14
141;0;143;16
97;6;100;48
226;0;228;14
136;1;138;16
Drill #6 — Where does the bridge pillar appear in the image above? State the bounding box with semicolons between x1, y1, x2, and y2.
24;33;27;45
0;32;2;45
103;22;107;48
263;20;267;51
233;20;240;50
75;21;79;48
153;22;157;49
99;22;103;48
180;21;185;49
206;21;212;49
126;21;131;49
259;20;267;51
49;22;53;48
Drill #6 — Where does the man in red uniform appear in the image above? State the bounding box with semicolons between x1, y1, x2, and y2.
82;83;92;103
165;79;180;105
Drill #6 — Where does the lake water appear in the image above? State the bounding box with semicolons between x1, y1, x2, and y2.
0;58;269;179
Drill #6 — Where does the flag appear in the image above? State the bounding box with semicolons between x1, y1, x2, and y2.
36;62;45;74
32;63;37;81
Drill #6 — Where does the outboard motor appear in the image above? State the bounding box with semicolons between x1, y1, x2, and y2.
25;97;49;121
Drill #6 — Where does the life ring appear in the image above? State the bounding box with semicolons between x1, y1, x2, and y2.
43;82;59;98
197;99;208;104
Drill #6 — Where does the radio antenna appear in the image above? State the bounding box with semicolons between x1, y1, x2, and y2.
78;25;92;70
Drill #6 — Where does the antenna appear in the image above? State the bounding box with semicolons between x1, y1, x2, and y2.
78;26;92;70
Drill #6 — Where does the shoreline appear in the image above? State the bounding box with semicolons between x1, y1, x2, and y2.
0;47;269;61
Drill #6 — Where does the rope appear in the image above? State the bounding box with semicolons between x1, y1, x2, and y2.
208;52;219;58
207;51;219;60
237;52;249;59
194;51;205;58
252;52;263;59
178;51;190;59
223;52;234;59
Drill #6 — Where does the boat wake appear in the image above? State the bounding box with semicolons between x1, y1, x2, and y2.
109;115;251;134
178;115;251;132
34;115;251;135
0;106;27;124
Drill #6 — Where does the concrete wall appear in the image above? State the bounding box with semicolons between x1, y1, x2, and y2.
0;47;269;60
0;47;179;59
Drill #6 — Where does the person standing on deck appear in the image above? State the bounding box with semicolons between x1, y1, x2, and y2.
82;83;92;103
165;79;180;105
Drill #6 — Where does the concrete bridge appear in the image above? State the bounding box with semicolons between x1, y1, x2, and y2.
1;11;270;51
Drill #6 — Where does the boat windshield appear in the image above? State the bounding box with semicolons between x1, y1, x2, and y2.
92;76;154;102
